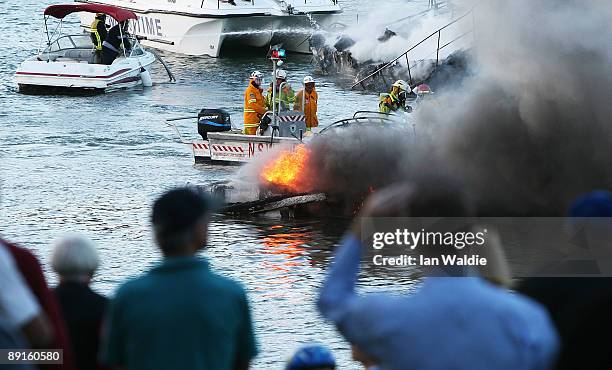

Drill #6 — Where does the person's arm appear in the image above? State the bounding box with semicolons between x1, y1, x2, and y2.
317;234;362;322
263;92;272;112
255;95;267;116
317;185;415;350
97;22;107;43
293;91;303;111
318;235;398;358
285;87;296;103
379;97;392;113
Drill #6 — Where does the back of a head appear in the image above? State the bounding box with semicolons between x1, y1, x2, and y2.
152;187;215;255
286;345;336;370
568;191;612;217
52;234;99;282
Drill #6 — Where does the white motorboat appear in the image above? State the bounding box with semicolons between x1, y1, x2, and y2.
15;4;159;94
75;0;341;57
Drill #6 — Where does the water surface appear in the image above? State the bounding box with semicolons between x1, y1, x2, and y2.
0;1;424;368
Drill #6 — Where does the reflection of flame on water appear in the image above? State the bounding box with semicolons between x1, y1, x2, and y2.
262;233;307;265
260;145;312;193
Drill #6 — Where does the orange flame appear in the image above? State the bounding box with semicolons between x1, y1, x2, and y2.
260;145;312;193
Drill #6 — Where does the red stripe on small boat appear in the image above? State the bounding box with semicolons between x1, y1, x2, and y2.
107;76;141;86
15;68;131;79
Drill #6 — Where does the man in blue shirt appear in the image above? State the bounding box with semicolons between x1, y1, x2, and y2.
100;188;258;370
318;181;559;370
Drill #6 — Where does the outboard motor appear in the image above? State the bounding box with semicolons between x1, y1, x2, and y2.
197;109;231;140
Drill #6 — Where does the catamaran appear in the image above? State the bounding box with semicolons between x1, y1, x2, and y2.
74;0;342;57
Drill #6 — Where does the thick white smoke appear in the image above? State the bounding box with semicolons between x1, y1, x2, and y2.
333;0;474;65
254;0;612;216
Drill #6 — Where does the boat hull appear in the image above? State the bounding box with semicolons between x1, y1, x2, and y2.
15;52;156;94
193;132;301;163
78;5;339;57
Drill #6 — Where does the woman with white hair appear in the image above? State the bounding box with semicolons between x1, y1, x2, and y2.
52;235;107;370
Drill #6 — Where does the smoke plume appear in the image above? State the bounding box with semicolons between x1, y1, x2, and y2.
249;0;612;216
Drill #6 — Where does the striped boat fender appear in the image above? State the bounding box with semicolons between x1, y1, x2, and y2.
277;115;306;122
211;144;245;153
192;143;209;150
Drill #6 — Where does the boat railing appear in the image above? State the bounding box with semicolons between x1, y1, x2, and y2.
351;5;476;90
319;115;394;134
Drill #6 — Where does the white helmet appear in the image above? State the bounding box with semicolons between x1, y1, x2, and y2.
275;69;287;79
250;70;263;86
392;79;409;91
303;76;315;84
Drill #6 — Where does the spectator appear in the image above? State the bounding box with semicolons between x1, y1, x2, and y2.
3;238;76;370
100;187;258;370
517;191;612;370
318;180;559;370
0;240;53;349
285;344;336;370
52;235;107;370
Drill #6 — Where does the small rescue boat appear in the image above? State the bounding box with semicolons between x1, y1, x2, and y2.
165;108;406;165
15;4;160;94
166;108;309;164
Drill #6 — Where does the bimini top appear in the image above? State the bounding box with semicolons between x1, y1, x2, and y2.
43;4;137;21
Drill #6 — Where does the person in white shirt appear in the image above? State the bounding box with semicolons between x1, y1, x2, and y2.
0;241;53;348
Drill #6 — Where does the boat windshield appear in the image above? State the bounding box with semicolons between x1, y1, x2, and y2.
42;34;92;54
42;34;145;58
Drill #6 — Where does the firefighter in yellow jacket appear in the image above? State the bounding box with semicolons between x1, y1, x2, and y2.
379;80;409;113
243;71;267;135
90;13;107;64
293;76;318;129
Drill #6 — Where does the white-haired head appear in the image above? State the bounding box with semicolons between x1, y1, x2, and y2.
51;234;99;282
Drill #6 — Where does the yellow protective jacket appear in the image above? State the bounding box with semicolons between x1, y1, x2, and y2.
90;18;107;51
243;81;267;131
294;89;318;128
379;91;405;113
265;85;295;112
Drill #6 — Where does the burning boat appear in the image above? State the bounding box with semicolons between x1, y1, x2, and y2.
200;112;406;218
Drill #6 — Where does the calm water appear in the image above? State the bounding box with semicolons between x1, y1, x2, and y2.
0;0;425;368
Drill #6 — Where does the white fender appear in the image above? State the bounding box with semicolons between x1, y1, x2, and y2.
140;69;153;87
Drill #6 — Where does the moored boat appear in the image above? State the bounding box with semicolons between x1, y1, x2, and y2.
15;4;159;94
75;0;342;57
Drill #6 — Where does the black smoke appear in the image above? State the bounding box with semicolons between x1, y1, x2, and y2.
251;0;612;216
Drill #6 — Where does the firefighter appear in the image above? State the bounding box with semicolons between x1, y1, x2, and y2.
102;21;131;65
265;69;295;112
243;71;267;135
379;79;410;113
414;83;434;96
90;13;107;64
294;76;318;130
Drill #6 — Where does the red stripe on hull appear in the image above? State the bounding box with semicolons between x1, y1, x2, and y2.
15;68;131;79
